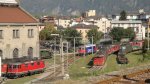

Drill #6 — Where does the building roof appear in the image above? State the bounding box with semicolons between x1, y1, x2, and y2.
84;16;102;20
111;20;142;24
55;16;71;20
71;24;99;29
0;5;38;23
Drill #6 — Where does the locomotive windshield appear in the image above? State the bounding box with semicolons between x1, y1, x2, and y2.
8;65;12;69
8;64;20;69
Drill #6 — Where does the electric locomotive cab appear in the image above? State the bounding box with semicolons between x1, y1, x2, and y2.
7;63;22;78
93;51;106;66
116;51;128;64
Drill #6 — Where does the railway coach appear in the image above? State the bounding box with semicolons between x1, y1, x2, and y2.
130;40;144;50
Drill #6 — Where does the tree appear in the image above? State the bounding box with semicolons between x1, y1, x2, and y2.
39;23;57;40
87;28;103;44
62;28;82;46
110;27;124;41
124;27;135;41
109;27;135;41
119;10;127;20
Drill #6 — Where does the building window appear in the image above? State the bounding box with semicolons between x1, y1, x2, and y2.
13;48;19;58
0;30;3;39
28;47;33;58
0;50;3;59
28;29;34;38
13;30;19;38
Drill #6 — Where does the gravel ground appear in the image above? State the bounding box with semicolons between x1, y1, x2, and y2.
85;64;150;84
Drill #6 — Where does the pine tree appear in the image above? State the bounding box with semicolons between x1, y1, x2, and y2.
119;10;127;20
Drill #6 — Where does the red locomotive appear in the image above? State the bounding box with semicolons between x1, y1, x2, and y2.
1;63;8;76
78;44;98;56
93;55;106;66
93;44;120;66
92;33;144;67
1;57;45;78
92;40;144;66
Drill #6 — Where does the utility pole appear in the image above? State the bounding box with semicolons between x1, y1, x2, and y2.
66;42;69;73
54;37;56;76
51;34;59;77
60;35;65;76
148;25;150;50
84;40;86;58
74;38;76;63
92;36;94;56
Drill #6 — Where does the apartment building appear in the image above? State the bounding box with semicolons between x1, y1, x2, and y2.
111;20;145;40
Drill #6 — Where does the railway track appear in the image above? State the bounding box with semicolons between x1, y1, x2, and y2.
97;65;150;84
88;66;103;72
30;55;82;84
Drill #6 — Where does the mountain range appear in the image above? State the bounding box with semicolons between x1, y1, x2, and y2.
20;0;150;16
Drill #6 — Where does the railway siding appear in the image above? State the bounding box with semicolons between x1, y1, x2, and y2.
96;65;150;84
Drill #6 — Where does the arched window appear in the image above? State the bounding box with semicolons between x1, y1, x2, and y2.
0;50;3;59
13;48;19;58
28;47;33;58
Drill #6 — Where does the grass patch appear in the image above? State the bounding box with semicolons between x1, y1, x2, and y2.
5;74;40;84
69;50;150;80
69;55;94;79
5;51;150;84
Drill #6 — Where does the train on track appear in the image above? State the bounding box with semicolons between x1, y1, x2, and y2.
1;57;45;78
92;40;144;67
77;44;98;56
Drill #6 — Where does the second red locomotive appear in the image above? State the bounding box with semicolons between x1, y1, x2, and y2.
1;57;45;78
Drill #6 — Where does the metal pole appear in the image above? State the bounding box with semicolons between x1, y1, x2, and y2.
148;26;149;50
60;35;65;76
92;36;94;56
51;34;59;77
105;21;106;34
84;40;86;58
54;37;56;76
66;42;69;73
74;38;75;63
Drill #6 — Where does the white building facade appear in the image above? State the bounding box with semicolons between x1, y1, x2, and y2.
94;17;111;33
111;20;145;40
55;18;71;28
0;3;39;59
85;10;96;17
